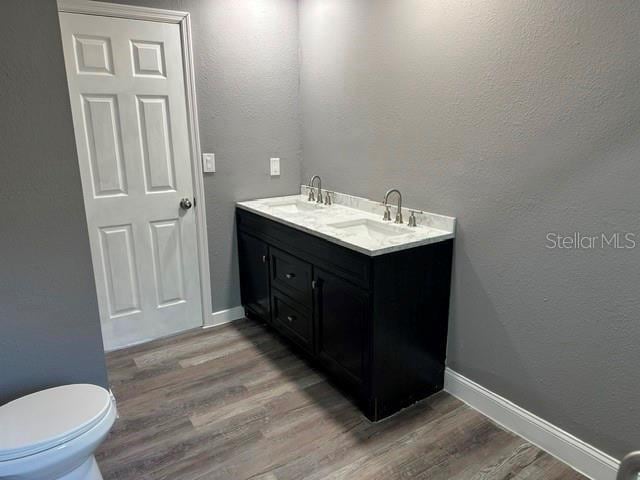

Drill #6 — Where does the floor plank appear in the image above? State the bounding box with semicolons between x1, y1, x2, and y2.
97;320;586;480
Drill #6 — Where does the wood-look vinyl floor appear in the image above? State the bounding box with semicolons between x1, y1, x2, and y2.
98;319;585;480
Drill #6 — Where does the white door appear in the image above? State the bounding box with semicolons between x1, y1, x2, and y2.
59;13;203;351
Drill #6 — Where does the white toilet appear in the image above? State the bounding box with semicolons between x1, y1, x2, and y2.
0;384;116;480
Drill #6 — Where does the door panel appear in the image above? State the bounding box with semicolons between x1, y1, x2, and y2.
136;95;176;192
82;94;127;196
131;41;166;77
60;13;203;350
74;35;114;75
149;219;185;307
98;224;140;317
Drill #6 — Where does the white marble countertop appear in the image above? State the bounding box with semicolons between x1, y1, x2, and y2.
236;188;455;256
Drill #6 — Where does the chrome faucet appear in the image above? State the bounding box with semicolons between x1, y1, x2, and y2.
383;188;403;224
308;175;323;204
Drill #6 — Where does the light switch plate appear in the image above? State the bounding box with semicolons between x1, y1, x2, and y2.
270;157;280;176
202;153;215;173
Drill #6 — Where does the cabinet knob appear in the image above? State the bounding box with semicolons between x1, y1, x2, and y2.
285;273;296;279
287;315;296;323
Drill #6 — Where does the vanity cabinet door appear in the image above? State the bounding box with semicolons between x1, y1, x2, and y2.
314;268;369;390
238;232;271;323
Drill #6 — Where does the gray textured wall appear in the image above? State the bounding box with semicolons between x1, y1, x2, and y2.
100;0;302;312
0;0;109;403
299;0;640;458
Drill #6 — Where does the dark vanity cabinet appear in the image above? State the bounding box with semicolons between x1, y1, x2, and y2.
236;208;454;421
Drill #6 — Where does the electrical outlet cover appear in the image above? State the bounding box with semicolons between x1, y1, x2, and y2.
270;157;280;176
202;153;215;173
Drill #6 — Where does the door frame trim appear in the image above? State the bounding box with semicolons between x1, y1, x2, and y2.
58;0;213;327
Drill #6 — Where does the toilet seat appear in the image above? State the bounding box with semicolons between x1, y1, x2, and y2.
0;384;112;462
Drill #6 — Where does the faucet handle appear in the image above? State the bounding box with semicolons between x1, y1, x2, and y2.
308;189;315;202
407;209;423;227
324;191;333;205
382;204;392;221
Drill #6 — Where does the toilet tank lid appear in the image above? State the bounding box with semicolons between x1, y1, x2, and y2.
0;384;112;461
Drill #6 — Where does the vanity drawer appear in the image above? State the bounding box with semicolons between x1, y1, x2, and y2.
271;248;312;307
272;291;313;353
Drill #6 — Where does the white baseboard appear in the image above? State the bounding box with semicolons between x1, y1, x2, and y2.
444;368;619;480
205;305;245;328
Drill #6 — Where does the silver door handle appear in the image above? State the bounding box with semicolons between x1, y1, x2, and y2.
617;451;640;480
180;198;192;210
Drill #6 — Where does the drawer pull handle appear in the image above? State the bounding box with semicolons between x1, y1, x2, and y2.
261;255;267;263
285;273;296;279
287;315;296;323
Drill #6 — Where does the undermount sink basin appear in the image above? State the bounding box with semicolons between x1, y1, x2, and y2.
327;218;409;241
269;199;323;214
